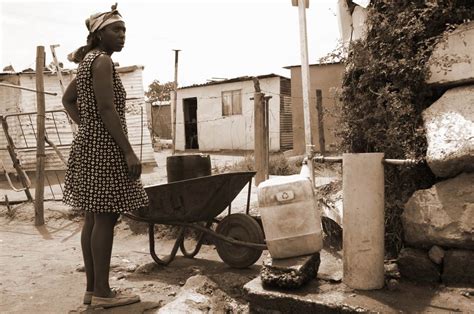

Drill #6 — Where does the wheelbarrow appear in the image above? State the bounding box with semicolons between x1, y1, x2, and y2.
123;171;267;268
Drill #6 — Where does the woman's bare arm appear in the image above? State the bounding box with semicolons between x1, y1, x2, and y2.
62;78;80;125
92;54;141;180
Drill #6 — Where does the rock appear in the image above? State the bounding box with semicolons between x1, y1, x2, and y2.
428;245;445;265
157;275;239;314
422;85;474;178
427;21;474;86
397;248;440;283
75;265;85;272
125;264;139;272
402;173;474;249
135;262;159;274
442;250;474;285
384;262;400;279
260;252;320;289
386;278;399;291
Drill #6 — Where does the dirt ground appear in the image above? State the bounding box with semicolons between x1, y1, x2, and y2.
0;150;259;313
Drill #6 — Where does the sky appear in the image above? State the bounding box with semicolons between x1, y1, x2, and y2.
0;0;342;89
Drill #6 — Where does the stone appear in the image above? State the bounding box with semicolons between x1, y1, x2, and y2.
428;245;445;265
402;173;474;249
442;250;474;285
427;21;474;86
135;262;159;274
422;85;474;178
384;262;400;279
397;248;440;283
260;252;320;289
386;279;399;291
157;275;239;314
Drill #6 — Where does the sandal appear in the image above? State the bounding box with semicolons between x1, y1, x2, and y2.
90;292;140;309
83;291;93;305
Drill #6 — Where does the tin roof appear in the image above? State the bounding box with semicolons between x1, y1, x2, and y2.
283;61;342;69
0;65;144;76
178;73;289;90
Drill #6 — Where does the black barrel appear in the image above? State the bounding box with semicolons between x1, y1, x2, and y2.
166;154;212;183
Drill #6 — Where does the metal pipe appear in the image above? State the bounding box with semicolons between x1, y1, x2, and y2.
313;156;423;166
0;82;57;96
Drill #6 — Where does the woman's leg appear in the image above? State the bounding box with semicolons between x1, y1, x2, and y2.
91;212;119;297
81;212;95;292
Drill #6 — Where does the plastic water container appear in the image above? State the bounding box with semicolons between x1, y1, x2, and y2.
258;175;323;259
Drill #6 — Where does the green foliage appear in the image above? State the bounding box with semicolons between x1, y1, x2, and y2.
339;0;473;256
145;80;175;103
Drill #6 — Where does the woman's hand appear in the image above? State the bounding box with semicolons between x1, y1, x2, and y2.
125;151;142;180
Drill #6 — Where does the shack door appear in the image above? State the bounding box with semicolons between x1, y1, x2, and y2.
183;97;198;149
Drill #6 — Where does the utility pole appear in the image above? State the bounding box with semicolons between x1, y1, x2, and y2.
292;0;314;180
171;49;180;155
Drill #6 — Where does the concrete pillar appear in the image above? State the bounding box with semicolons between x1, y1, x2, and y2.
342;153;385;290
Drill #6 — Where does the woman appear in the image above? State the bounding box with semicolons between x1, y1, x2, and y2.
62;4;148;309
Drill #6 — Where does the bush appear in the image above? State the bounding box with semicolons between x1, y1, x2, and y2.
339;0;473;256
214;153;301;176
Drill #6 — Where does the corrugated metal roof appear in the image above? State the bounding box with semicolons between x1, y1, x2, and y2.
283;61;342;69
178;73;289;90
0;65;144;76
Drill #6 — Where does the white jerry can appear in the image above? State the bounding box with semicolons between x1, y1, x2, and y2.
258;175;323;259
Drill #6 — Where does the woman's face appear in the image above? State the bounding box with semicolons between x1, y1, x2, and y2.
99;21;126;53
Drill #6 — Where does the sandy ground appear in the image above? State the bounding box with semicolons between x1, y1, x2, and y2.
0;150;259;313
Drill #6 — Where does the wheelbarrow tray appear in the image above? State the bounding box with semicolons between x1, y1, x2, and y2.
136;171;256;223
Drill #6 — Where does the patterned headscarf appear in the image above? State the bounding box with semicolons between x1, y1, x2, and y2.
86;3;124;33
67;3;124;63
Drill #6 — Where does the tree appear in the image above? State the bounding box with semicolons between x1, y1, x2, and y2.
145;80;175;103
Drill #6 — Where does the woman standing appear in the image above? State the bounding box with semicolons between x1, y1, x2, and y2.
62;4;148;309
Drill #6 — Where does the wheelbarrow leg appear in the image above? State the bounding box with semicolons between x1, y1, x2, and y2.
179;220;213;258
148;223;185;266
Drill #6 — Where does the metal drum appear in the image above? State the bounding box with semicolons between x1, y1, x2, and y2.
166;154;211;183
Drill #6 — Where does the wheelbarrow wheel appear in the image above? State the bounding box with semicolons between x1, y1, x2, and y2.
215;213;264;268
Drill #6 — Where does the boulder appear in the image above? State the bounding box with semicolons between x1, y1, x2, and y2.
402;173;474;249
442;250;474;285
427;21;474;86
422;85;474;178
397;248;440;283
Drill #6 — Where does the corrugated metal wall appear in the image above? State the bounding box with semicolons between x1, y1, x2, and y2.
0;67;155;173
279;77;293;150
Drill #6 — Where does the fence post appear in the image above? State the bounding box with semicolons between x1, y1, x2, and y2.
253;78;268;185
35;46;46;226
316;89;326;154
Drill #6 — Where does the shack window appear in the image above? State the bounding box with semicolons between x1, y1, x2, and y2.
222;90;242;116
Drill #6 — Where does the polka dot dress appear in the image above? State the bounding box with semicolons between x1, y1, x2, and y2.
63;50;149;213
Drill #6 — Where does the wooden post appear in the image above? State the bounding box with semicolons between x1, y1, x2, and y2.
253;78;268;185
264;96;272;173
171;49;180;155
35;46;46;226
316;89;325;154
